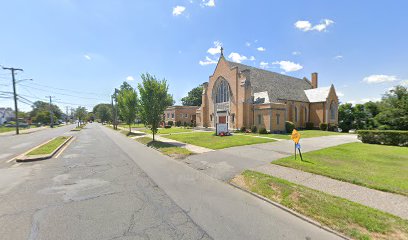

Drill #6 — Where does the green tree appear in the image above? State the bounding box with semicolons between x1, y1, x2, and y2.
138;73;171;141
353;104;368;129
30;101;62;124
74;106;87;127
375;86;408;130
181;85;203;106
363;101;379;129
94;104;112;123
338;103;354;132
117;82;138;132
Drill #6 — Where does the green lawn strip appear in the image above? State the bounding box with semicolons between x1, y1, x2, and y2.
164;132;275;150
0;126;37;133
139;127;193;135
118;123;145;128
234;170;408;240
273;142;408;196
27;136;69;156
254;130;349;140
135;136;193;158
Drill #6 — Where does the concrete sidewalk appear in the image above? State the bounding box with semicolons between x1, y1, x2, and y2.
253;164;408;220
184;134;360;181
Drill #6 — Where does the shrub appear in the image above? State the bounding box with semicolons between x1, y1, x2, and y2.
164;125;171;129
176;121;181;127
251;125;257;133
285;121;295;133
319;123;328;131
240;126;246;132
357;130;408;147
167;121;173;126
328;124;338;132
305;122;314;130
258;127;268;134
183;122;188;127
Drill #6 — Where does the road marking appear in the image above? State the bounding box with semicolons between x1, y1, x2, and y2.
5;138;55;163
54;137;75;159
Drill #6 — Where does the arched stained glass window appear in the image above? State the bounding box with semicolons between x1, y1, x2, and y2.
215;79;230;103
330;101;337;120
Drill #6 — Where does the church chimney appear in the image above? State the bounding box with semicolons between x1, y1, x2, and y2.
311;72;318;88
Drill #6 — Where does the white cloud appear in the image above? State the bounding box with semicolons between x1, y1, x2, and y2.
201;0;215;7
294;19;334;32
199;56;217;66
337;91;344;97
172;6;186;16
260;61;269;69
245;42;251;47
363;74;398;84
84;55;91;60
334;55;343;60
272;61;303;72
257;47;266;52
126;76;135;81
228;52;248;63
207;41;222;55
249;56;255;61
292;51;301;56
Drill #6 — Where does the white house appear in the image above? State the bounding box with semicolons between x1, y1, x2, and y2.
0;107;15;125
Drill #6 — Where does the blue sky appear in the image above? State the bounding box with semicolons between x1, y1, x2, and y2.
1;0;407;112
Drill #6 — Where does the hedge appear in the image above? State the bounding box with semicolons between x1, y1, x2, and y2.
319;123;328;131
357;130;408;147
305;122;314;130
285;121;295;133
258;127;268;134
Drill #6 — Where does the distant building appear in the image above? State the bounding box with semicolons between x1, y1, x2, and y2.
0;107;15;125
164;106;200;125
195;48;339;132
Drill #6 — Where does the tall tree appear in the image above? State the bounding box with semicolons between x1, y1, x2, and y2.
181;85;203;106
338;103;354;132
117;83;138;132
30;101;62;124
138;73;171;141
94;104;112;123
75;106;87;127
375;86;408;130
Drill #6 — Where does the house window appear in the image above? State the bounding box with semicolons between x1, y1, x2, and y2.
185;113;188;118
231;114;235;123
210;115;213;121
167;113;170;119
305;107;308;122
277;114;280;125
171;113;174;119
180;114;183;118
258;114;262;124
295;107;298;122
215;79;230;103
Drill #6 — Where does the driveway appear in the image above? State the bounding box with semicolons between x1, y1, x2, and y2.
183;134;359;181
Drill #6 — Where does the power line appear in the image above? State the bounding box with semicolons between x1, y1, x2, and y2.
23;81;109;97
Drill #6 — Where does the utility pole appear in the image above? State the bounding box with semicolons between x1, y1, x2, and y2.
65;106;69;124
111;94;116;129
46;96;55;128
2;66;23;135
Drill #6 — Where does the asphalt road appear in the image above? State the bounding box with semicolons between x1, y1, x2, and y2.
0;124;75;166
0;124;343;240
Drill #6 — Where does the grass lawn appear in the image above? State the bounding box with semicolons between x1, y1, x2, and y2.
242;130;349;140
233;170;408;240
0;126;37;133
274;142;408;196
164;132;276;150
27;136;69;155
136;136;193;158
119;123;145;128
139;127;193;135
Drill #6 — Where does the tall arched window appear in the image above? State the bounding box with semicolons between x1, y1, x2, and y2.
330;101;337;120
215;79;230;103
294;107;298;122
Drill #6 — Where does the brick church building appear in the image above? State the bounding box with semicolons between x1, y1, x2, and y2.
195;48;339;132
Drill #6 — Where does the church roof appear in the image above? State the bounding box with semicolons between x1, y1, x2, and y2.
304;87;331;103
226;60;313;102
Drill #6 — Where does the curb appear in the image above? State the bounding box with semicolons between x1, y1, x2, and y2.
228;182;350;240
16;136;73;162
